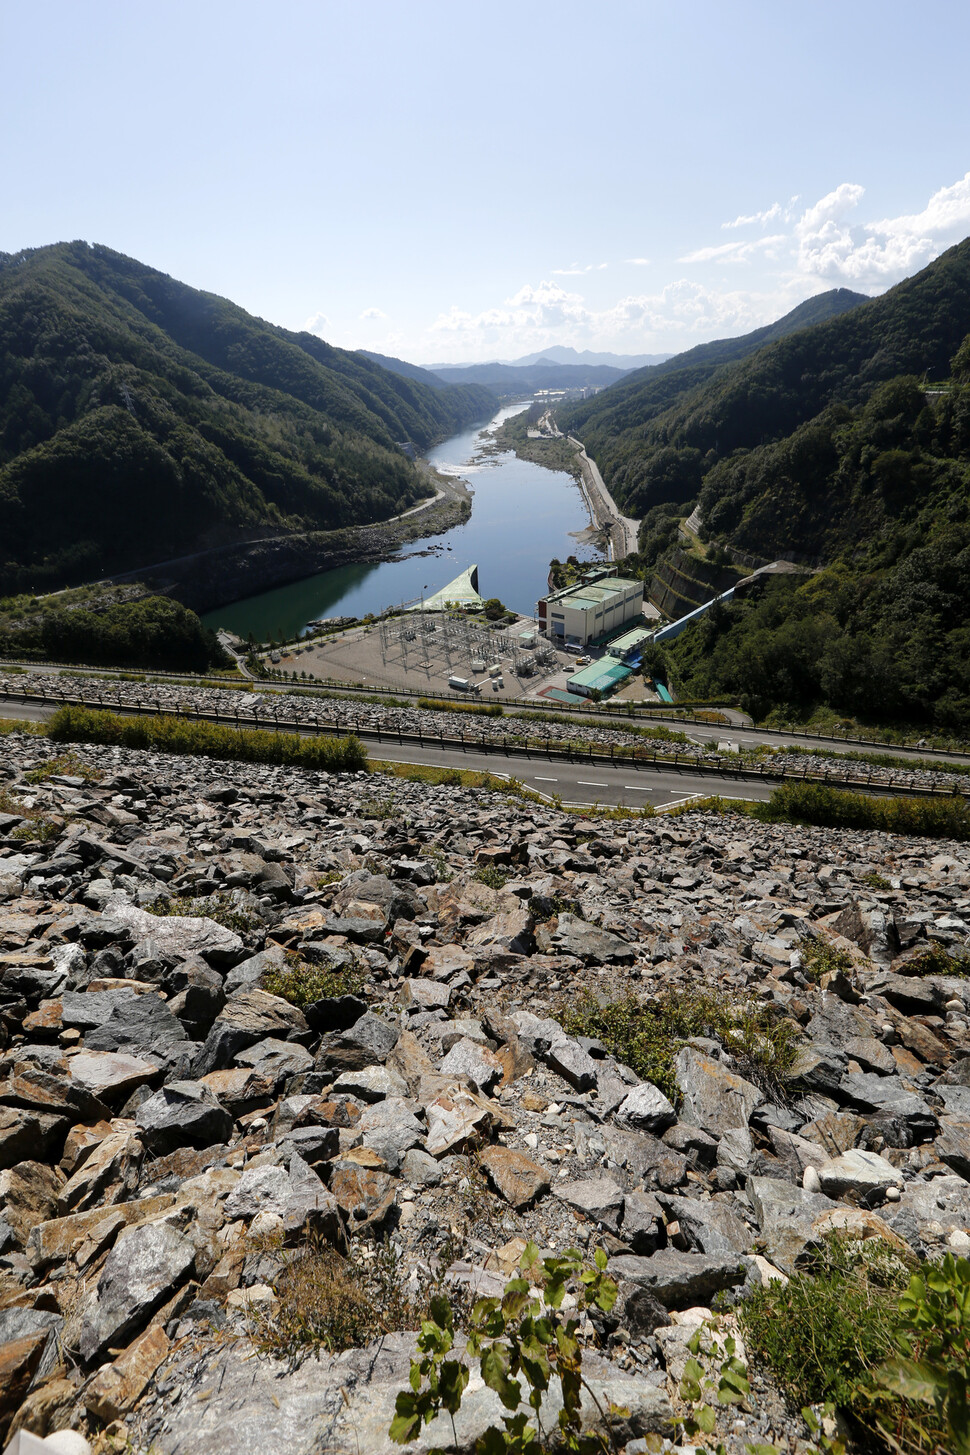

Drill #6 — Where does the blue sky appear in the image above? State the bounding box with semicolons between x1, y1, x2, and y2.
4;0;970;363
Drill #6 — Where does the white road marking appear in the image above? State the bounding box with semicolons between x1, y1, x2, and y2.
534;776;559;782
577;781;608;787
622;784;652;791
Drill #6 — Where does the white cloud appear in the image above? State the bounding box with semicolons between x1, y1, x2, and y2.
303;310;330;337
722;197;799;230
625;257;651;266
551;262;608;275
360;306;388;320
407;172;970;361
680;234;787;265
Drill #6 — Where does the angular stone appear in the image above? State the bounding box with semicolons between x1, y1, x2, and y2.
616;1083;677;1135
438;1038;503;1095
82;996;188;1055
234;1037;313;1085
657;1194;752;1256
554;1177;625;1234
328;1160;396;1230
600;1125;688;1191
620;1189;664;1254
611;1250;745;1309
136;1082;233;1157
68;1050;158;1104
747;1176;837;1273
545;1038;599;1093
315;1013;400;1076
936;1123;970;1183
479;1146;551;1209
465;907;534;955
425;1088;493;1157
0;1161;63;1247
57;1130;142;1215
196;990;309;1076
84;1322;170;1423
27;1193;176;1271
838;1072;937;1137
80;1218;196;1361
355;1098;425;1172
332;871;422;925
817;1148;905;1199
331;1066;408;1103
675;1048;763;1137
225;1154;342;1240
0;1107;68;1170
549;913;634;965
102;898;244;966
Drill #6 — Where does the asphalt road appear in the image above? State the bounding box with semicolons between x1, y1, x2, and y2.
0;699;771;809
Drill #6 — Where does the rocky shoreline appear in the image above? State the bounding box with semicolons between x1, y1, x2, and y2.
0;728;967;1453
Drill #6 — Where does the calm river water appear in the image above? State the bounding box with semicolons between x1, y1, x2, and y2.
200;404;601;641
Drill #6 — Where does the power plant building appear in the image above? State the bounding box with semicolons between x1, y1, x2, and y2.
537;571;644;646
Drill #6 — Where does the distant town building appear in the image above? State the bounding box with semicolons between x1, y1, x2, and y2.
537;568;644;646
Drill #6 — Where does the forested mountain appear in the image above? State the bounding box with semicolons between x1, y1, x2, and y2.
558;288;868;512
0;242;494;594
356;350;450;389
620;242;970;732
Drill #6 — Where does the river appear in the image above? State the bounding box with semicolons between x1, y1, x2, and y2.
200;404;602;642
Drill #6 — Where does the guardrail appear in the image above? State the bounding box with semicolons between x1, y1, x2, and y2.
3;659;969;759
4;688;968;801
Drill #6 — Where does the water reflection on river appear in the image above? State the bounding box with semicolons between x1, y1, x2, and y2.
201;404;601;642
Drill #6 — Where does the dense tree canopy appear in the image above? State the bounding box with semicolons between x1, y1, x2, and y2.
0;242;494;594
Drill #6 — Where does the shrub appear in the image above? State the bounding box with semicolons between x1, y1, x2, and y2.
474;864;509;889
798;936;856;982
755;782;970;841
902;942;969;978
560;989;799;1102
47;706;368;773
741;1241;970;1455
262;951;363;1007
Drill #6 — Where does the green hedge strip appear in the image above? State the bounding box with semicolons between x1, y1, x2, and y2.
47;707;368;773
757;781;970;840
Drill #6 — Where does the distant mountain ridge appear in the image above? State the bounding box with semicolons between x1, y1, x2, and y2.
558;288;870;511
0;242;495;595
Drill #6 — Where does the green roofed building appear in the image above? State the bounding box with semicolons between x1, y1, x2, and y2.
566;659;632;698
605;625;654;660
410;565;484;611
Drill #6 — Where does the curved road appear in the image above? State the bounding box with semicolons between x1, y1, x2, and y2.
568;436;639;560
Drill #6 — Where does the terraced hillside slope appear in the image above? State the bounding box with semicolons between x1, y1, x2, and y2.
0;243;494;595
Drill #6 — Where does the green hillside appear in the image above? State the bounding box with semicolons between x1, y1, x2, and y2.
558;288;867;512
631;244;970;733
0;242;494;595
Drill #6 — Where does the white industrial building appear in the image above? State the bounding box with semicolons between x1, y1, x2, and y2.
536;569;644;646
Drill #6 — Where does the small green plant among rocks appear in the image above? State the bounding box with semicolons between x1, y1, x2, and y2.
903;942;969;978
797;937;856;982
148;891;262;938
263;950;363;1008
389;1242;622;1455
560;989;799;1103
740;1238;970;1455
474;864;510;890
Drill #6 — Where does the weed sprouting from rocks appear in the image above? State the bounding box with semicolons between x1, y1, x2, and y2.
560;988;799;1102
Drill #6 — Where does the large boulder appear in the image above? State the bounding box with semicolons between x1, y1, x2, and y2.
136;1082;234;1156
80;1218;195;1361
195;990;309;1076
674;1048;763;1138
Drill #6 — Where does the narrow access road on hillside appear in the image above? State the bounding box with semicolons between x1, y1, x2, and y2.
568;436;639;559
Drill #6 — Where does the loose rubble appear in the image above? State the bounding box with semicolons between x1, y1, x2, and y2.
0;727;967;1453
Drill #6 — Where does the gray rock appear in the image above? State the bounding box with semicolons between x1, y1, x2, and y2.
553;1177;625;1234
937;1123;970;1182
674;1047;763;1137
105;897;245;966
620;1189;664;1254
136;1081;234;1156
838;1072;938;1137
234;1037;314;1085
817;1148;905;1199
657;1194;752;1256
224;1153;342;1240
223;946;289;997
549;913;634;965
196;989;309;1076
616;1083;677;1135
747;1176;837;1273
610;1250;745;1309
80;1217;195;1361
83;995;189;1054
438;1038;503;1094
355;1098;425;1171
545;1038;600;1093
315;1013;401;1076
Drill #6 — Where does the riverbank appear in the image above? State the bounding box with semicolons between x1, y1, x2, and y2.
494;413;639;560
111;462;472;615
